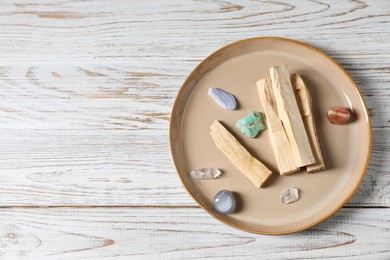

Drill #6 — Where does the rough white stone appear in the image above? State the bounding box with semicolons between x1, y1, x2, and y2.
280;187;300;204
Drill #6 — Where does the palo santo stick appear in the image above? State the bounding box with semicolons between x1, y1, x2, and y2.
269;65;315;167
257;78;300;175
210;120;272;188
291;74;325;173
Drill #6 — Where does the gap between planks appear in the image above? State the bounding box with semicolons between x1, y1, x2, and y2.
0;205;387;209
0;205;199;209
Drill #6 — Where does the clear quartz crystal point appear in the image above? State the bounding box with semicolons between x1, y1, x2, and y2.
189;168;222;180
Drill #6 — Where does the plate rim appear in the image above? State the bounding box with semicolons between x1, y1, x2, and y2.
169;36;372;235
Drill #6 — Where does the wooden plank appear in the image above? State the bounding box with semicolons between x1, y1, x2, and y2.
0;129;193;206
0;207;387;259
0;127;386;207
0;62;387;207
0;1;388;61
0;62;387;131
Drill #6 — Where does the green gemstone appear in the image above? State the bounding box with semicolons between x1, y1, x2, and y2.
236;112;266;138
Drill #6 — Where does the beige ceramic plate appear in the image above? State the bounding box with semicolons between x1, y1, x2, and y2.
170;37;371;235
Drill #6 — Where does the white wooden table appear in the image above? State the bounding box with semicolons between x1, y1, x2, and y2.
0;0;388;259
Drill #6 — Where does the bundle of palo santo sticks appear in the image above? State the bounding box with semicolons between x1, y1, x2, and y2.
257;65;325;175
210;65;325;188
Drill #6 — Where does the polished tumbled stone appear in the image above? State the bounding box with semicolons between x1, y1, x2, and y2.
189;168;222;180
327;106;351;125
236;111;266;138
208;88;237;110
213;190;236;214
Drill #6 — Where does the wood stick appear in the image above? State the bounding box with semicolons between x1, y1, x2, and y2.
291;74;326;173
210;120;272;188
269;65;315;167
257;78;300;175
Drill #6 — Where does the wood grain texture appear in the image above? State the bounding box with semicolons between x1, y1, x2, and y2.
0;207;388;259
257;78;300;175
291;74;326;173
0;0;388;258
269;65;315;167
0;0;389;61
210;120;272;188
